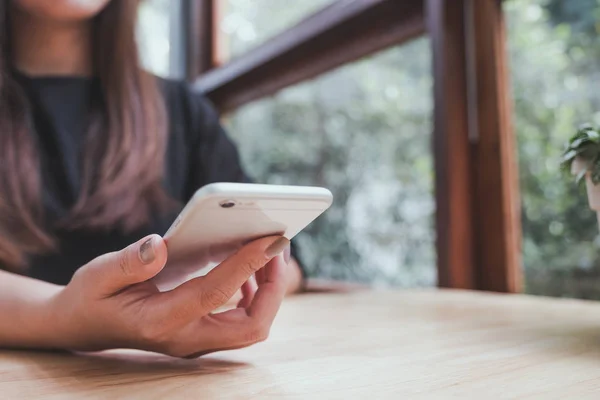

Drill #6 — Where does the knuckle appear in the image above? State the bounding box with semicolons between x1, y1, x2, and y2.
138;324;158;343
72;252;111;284
71;265;88;283
200;286;231;309
138;324;171;349
244;325;269;344
240;258;263;275
168;302;195;322
118;248;133;278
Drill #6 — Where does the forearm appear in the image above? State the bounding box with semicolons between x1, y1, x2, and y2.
0;270;63;349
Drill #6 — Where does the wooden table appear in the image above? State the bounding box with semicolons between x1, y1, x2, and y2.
3;290;600;399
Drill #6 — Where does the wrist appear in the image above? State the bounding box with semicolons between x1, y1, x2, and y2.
5;283;66;350
41;286;75;350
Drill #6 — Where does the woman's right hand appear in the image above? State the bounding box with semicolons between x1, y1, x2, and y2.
45;234;290;358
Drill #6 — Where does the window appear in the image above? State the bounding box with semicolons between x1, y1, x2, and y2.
137;0;180;78
216;0;333;61
224;38;435;286
505;0;600;298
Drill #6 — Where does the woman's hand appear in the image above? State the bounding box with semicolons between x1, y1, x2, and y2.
230;249;302;309
152;240;303;295
44;235;290;358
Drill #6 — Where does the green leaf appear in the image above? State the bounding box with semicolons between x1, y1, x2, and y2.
588;131;600;142
562;125;600;186
570;138;588;148
562;149;578;162
564;126;600;162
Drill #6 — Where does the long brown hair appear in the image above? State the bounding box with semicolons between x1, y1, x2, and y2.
0;0;173;269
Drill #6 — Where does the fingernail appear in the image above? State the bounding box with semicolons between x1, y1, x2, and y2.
265;237;290;258
139;237;156;264
283;245;291;264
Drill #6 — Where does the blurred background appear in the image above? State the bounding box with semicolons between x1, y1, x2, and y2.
137;0;600;299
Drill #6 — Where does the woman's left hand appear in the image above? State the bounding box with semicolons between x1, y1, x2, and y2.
41;235;290;357
231;251;302;309
155;241;303;300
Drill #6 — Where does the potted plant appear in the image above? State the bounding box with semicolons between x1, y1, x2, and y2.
562;124;600;213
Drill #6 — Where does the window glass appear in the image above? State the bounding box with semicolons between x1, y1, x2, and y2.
505;0;600;298
225;38;436;286
217;0;333;61
137;0;175;77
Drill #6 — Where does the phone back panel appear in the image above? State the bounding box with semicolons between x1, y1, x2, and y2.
164;183;332;266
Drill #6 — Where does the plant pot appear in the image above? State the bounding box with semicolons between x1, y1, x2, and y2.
571;157;590;177
585;175;600;211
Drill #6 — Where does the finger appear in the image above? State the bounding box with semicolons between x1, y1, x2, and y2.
255;263;266;285
183;344;250;359
283;245;291;264
162;236;289;315
185;255;287;353
174;308;268;358
83;235;167;296
246;254;288;323
155;306;261;358
256;243;289;285
237;277;257;309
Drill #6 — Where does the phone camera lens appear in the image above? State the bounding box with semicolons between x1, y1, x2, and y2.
219;200;236;208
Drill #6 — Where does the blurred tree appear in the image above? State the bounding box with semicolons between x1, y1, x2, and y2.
545;0;599;38
225;39;435;287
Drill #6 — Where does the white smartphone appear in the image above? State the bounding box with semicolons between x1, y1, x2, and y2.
154;182;332;289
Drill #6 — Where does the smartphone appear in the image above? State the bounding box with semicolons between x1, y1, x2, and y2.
155;182;332;289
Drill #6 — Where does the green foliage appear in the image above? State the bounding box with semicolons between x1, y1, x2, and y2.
225;39;435;287
561;124;600;183
546;0;599;39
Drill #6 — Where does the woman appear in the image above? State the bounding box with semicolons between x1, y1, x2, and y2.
0;0;303;357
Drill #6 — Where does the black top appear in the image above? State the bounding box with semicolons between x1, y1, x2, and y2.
13;74;255;285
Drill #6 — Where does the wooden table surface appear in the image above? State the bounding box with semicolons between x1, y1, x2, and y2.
3;289;600;399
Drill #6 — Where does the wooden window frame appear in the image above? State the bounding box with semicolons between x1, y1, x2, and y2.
184;0;522;292
427;0;521;292
189;0;425;112
182;0;216;80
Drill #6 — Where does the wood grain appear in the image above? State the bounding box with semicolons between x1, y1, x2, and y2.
427;0;476;289
183;0;216;80
3;290;600;399
471;0;522;293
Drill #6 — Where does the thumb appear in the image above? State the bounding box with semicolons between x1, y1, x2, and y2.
82;235;167;296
